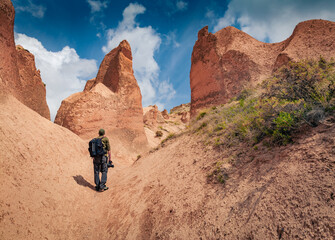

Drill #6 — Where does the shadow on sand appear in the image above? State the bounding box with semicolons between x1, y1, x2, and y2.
73;175;96;191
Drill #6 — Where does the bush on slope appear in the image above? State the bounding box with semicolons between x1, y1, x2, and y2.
192;57;335;146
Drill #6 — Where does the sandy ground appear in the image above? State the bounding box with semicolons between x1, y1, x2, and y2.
1;94;334;239
99;122;335;239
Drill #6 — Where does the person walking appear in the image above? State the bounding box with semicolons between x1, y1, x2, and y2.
92;128;111;192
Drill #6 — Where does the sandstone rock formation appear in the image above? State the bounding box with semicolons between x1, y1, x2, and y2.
273;20;335;71
55;40;148;158
0;0;21;97
190;20;335;117
143;105;165;127
170;103;190;123
16;46;50;119
180;112;189;123
0;0;50;119
170;103;190;114
143;103;190;148
161;109;169;120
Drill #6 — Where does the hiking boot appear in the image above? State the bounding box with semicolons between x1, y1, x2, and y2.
99;186;109;192
95;186;100;191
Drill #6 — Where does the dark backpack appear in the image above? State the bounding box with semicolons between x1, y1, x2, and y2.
88;138;106;157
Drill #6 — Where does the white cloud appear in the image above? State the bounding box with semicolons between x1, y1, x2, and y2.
87;0;109;37
15;0;46;18
158;79;176;103
176;1;188;11
163;31;180;48
15;33;98;121
166;0;188;15
213;0;335;42
87;0;108;13
205;9;215;19
102;3;176;109
120;3;146;28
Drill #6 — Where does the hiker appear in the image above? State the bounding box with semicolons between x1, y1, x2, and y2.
92;128;111;192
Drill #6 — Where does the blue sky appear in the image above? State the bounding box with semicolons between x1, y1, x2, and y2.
12;0;335;120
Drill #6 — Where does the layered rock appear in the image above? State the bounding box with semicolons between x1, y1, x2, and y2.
190;20;335;117
161;109;169;120
0;0;20;97
143;105;165;127
142;103;189;149
0;0;50;119
170;103;190;115
55;40;148;158
16;46;50;119
170;103;190;123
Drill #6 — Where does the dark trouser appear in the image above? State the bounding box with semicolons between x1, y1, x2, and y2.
93;156;108;189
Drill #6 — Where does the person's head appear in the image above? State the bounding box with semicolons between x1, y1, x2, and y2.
99;128;105;136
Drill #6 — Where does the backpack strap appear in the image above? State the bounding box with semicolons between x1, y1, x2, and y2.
98;136;107;155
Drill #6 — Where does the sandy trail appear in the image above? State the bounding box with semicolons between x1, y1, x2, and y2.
0;94;104;239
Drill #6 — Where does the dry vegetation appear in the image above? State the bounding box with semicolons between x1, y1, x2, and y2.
188;58;335;185
192;57;335;147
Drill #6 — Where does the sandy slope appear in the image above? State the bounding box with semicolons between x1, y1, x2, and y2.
102;125;335;239
0;94;117;239
1;93;334;239
83;119;334;239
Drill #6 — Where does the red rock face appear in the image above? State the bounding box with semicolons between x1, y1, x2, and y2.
0;0;20;97
89;40;134;93
161;109;169;120
180;112;189;123
55;40;149;158
190;20;335;117
0;1;50;119
16;46;50;119
170;103;190;123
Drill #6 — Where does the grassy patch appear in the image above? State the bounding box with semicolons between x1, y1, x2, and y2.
161;133;176;146
196;122;208;132
196;111;207;120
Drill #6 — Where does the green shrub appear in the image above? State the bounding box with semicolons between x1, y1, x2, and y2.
196;122;207;132
196;111;207;120
271;112;295;144
264;58;335;112
155;130;163;137
161;133;176;145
